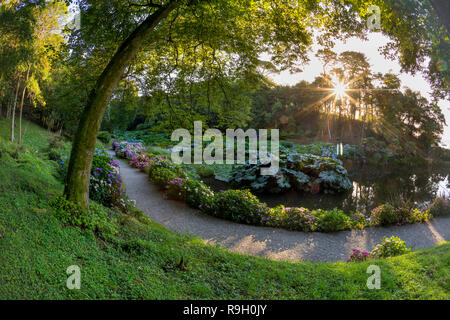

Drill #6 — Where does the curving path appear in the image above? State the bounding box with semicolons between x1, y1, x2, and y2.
111;151;450;263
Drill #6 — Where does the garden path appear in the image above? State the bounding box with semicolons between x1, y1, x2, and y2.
111;151;450;262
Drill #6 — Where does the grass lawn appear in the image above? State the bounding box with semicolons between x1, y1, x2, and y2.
0;119;448;299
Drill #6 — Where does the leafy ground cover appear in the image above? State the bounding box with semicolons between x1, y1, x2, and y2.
0;120;449;299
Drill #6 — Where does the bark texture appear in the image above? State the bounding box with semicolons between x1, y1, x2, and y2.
64;3;177;208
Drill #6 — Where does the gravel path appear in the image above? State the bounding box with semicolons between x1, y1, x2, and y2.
112;152;450;263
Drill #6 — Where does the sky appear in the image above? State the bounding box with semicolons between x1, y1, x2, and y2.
264;33;450;148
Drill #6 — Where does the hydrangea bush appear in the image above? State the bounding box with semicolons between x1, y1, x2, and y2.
114;141;146;159
347;236;411;262
59;146;128;210
370;236;411;258
129;154;152;170
347;249;371;262
370;204;432;226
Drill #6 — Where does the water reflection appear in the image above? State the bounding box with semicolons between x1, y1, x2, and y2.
205;162;450;213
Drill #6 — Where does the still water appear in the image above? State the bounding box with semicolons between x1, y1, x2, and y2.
204;162;450;213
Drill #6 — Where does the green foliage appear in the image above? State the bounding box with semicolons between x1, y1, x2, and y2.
266;206;319;232
208;190;267;225
316;208;351;232
184;178;215;210
369;204;432;226
97;131;112;144
230;150;352;194
119;141;438;233
48;196;118;239
371;236;411;259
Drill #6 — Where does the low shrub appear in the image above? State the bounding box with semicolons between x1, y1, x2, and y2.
165;177;189;201
58;146;126;209
194;165;215;178
349;212;368;229
97;131;112;144
370;236;411;258
114;141;146;159
209;189;268;225
316;208;351;232
266;206;318;232
184;178;215;210
229;151;352;194
347;249;371;262
129;154;152;169
370;204;432;226
347;236;411;262
49;196;118;239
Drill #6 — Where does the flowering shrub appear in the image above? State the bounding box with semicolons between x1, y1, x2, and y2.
89;147;126;209
347;236;410;262
129;154;151;169
185;178;215;210
266;206;318;232
166;177;189;201
350;212;368;229
58;146;127;209
347;249;371;262
209;189;268;225
370;204;431;226
370;236;411;258
114;141;146;159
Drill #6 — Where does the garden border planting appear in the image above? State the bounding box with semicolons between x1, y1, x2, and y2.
113;140;449;233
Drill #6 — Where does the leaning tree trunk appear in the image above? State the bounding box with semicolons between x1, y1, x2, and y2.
64;3;177;209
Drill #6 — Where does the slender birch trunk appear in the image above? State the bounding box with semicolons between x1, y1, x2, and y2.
11;78;21;142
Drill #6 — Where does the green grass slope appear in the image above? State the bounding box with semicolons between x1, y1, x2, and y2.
0;119;448;299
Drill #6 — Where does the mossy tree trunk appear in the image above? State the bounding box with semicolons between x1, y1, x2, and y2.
64;3;177;209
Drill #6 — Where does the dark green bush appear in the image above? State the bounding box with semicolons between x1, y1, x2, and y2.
97;131;112;144
316;208;351;232
208;189;268;225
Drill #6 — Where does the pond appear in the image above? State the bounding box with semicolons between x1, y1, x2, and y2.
203;161;450;213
